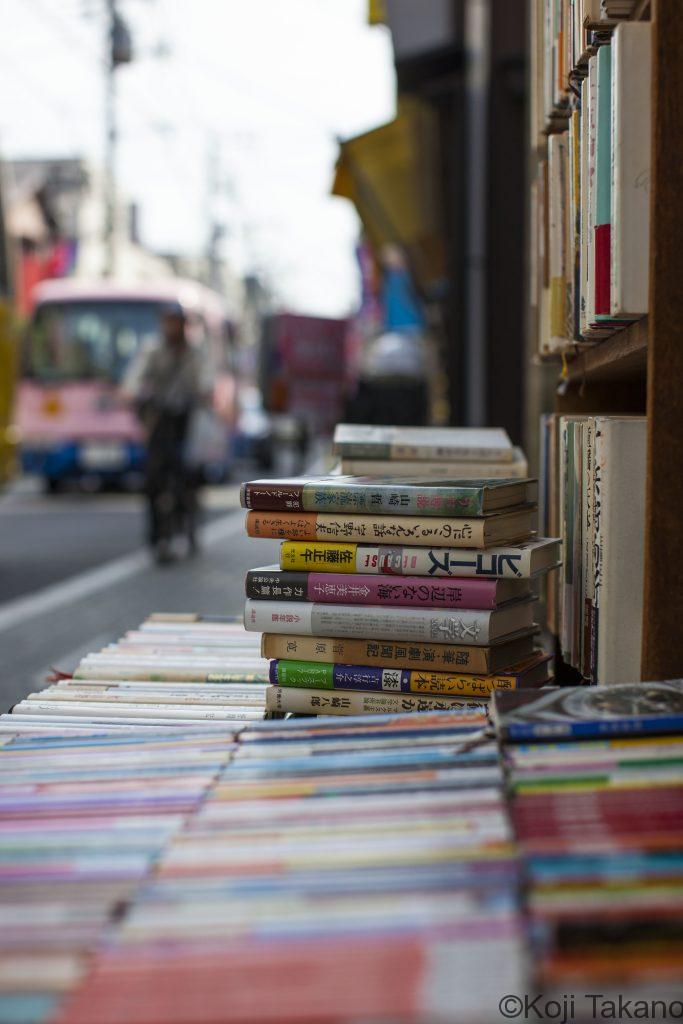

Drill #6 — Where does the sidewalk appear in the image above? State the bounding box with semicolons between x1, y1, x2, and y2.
0;510;279;713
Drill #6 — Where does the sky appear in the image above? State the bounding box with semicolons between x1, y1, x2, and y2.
0;0;396;316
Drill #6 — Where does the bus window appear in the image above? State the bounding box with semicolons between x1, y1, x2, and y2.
25;300;163;383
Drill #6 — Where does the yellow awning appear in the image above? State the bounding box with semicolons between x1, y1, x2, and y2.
367;0;387;25
332;97;446;295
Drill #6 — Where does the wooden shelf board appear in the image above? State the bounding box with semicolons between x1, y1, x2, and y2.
562;318;648;383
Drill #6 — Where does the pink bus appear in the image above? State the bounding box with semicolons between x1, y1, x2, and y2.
17;278;238;490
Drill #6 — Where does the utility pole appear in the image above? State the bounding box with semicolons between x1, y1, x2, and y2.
205;134;224;292
103;1;132;278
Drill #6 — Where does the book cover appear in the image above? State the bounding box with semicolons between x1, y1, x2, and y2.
494;681;683;742
265;684;492;717
548;131;569;349
246;508;536;548
610;22;651;316
260;631;538;675
269;651;552;698
280;537;560;580
241;477;535;517
245;597;536;646
246;567;531;610
333;424;513;462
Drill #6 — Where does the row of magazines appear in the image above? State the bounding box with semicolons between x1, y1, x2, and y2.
1;611;681;1023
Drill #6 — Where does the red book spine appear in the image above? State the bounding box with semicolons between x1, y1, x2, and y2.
594;223;611;314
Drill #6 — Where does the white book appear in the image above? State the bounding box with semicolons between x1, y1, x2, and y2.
333;425;513;463
244;598;535;647
611;22;651;316
265;685;491;718
593;417;647;684
11;701;263;722
340;449;528;479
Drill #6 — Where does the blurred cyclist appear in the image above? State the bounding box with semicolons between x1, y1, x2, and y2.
122;304;213;564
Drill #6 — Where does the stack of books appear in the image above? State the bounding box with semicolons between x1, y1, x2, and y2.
46;709;526;1024
495;681;683;998
4;615;271;732
242;467;560;717
333;423;529;479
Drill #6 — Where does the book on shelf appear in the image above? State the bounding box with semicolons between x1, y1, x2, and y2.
551;414;646;683
280;537;561;580
246;566;532;610
260;630;540;675
339;447;529;479
265;685;491;718
245;506;537;548
241;476;536;516
610;21;651;317
269;650;553;697
245;597;536;646
493;680;683;741
332;424;514;463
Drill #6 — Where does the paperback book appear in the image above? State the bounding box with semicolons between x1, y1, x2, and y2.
280;537;560;580
246;566;531;609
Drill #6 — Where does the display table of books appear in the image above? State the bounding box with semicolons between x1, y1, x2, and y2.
2;619;682;1023
2;428;681;1020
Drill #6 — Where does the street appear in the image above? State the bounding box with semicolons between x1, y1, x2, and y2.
0;476;280;712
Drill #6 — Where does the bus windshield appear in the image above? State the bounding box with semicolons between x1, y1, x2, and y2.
25;300;164;383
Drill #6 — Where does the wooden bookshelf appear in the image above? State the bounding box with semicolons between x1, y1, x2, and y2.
562;318;648;383
528;0;683;682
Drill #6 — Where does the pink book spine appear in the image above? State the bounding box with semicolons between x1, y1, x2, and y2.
306;573;497;609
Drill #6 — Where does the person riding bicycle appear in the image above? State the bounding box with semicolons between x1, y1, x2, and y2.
122;304;213;564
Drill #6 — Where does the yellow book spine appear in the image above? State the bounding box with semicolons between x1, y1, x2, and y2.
281;541;358;573
408;671;517;697
550;276;566;338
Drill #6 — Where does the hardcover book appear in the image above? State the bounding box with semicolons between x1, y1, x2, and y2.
241;476;536;517
260;630;538;675
246;507;537;548
246;566;531;610
245;597;535;646
265;685;492;717
280;537;560;580
333;424;513;462
269;651;552;698
494;681;683;742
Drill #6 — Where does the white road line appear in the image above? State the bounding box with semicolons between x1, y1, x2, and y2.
0;511;246;634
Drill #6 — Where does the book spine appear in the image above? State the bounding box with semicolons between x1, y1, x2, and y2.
582;419;595;680
340;458;528;478
243;482;486;516
594;43;612;316
504;716;683;743
270;659;523;696
389;443;512;463
245;600;493;645
264;685;490;717
260;633;495;674
304;573;498;610
241;482;305;511
610;22;651;316
245;569;309;601
247;512;487;548
280;542;535;579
